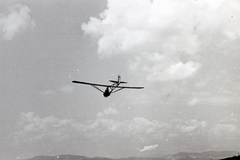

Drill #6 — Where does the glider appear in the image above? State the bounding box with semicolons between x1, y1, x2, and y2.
72;75;144;97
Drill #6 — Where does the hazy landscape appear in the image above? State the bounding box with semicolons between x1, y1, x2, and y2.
22;151;239;160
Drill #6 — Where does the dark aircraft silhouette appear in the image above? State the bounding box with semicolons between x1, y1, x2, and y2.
72;75;144;97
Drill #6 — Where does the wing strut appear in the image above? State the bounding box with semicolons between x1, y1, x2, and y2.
111;88;124;94
91;85;104;93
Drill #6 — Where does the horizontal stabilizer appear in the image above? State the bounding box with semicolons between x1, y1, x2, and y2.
120;81;127;83
109;80;127;84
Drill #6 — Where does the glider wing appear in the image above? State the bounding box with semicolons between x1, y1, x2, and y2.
115;86;144;89
72;81;144;89
72;81;113;87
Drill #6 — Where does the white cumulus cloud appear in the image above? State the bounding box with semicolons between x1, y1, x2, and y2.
97;107;119;117
12;112;83;143
188;98;200;106
58;85;74;93
146;61;201;81
82;0;240;81
139;144;158;152
12;111;169;143
11;112;240;150
0;4;35;40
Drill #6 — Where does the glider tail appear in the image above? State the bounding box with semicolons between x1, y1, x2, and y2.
109;75;127;84
109;80;127;84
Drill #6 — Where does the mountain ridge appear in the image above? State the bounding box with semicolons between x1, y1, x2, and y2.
22;151;239;160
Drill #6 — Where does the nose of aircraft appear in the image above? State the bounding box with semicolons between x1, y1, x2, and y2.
103;87;110;97
103;92;110;97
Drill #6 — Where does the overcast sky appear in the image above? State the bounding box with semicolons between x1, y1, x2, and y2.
1;0;240;160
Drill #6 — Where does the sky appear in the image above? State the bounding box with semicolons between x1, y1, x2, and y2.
0;0;240;159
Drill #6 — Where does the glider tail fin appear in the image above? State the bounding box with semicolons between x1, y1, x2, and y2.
110;75;127;84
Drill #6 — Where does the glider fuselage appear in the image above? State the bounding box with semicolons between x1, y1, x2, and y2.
103;78;121;97
103;87;111;97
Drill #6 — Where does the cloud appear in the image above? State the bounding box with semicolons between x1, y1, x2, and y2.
82;0;240;81
19;112;78;131
40;85;74;96
128;117;163;135
97;107;119;117
139;144;158;152
11;111;168;143
85;114;167;139
209;114;240;138
12;112;83;143
82;0;199;57
0;4;35;40
211;124;236;136
85;108;121;135
188;98;199;106
220;114;240;124
40;89;55;96
168;116;240;148
58;85;74;93
145;61;201;81
11;111;240;151
165;119;208;143
180;120;207;133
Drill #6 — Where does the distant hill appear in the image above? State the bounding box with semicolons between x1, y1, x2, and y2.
162;151;239;160
22;155;88;160
22;151;239;160
220;155;240;160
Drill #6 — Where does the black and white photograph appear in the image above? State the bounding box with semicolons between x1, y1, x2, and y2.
1;0;240;160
